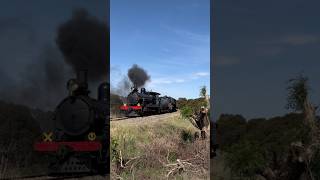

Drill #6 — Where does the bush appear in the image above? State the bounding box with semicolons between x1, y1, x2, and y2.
180;129;194;143
111;138;120;162
216;114;247;150
217;113;313;179
180;106;193;119
110;93;124;116
225;140;266;178
311;149;320;179
167;151;178;162
177;97;207;112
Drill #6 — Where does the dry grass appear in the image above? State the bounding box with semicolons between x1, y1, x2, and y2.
210;152;232;180
111;115;210;179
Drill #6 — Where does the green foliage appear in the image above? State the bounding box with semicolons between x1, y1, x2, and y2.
110;93;124;115
225;140;266;178
0;101;50;176
168;151;178;162
286;74;309;112
180;106;193;119
111;138;120;162
111;133;139;168
177;97;208;112
180;129;194;143
311;149;320;179
216;114;247;150
217;113;311;179
176;98;188;109
200;85;207;98
117;133;137;158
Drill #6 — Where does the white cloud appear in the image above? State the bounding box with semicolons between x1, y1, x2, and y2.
175;79;185;83
152;78;173;84
150;78;187;85
190;72;210;80
148;71;209;87
162;25;209;43
194;72;209;77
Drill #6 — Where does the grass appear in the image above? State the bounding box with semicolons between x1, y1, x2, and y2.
210;152;233;180
111;115;210;179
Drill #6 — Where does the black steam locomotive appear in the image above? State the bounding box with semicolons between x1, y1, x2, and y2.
34;70;109;175
120;87;177;116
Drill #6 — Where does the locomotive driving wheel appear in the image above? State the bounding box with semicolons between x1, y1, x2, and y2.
139;106;144;117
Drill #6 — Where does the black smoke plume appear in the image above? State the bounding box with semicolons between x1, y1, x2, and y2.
127;64;150;87
0;45;71;110
56;8;109;82
0;9;109;110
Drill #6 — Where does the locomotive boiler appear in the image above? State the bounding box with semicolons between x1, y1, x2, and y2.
34;70;109;175
120;87;177;116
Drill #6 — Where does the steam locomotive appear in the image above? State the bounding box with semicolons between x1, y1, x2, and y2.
120;87;177;116
34;70;109;175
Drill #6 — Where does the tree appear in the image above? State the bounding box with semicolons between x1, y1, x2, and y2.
200;86;207;98
286;74;309;112
200;86;210;108
286;74;320;179
225;140;266;179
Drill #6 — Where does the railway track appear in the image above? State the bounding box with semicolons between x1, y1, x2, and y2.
110;116;130;121
110;111;180;126
110;111;180;122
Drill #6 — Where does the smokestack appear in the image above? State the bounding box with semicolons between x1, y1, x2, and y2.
77;69;88;85
75;69;89;95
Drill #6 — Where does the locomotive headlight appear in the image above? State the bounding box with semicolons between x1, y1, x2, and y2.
137;103;141;106
88;132;96;141
123;103;127;106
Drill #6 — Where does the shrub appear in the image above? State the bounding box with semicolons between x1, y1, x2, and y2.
111;138;120;162
311;149;320;179
180;129;194;143
180;106;193;119
225;140;266;178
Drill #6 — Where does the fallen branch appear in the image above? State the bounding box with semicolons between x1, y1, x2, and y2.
164;157;204;179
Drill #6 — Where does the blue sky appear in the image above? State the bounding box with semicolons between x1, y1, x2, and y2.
110;0;210;99
214;0;320;119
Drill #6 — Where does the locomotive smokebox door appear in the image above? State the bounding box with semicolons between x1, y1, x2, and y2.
56;97;94;136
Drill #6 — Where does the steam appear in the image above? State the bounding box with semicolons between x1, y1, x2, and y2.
127;64;150;87
116;76;131;97
0;45;71;110
111;64;150;100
